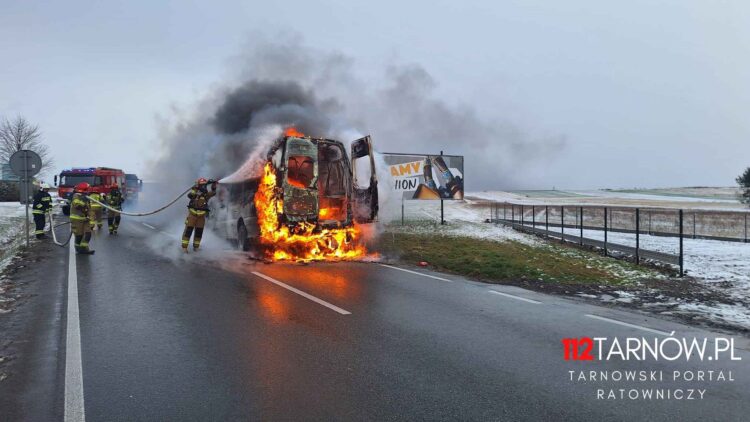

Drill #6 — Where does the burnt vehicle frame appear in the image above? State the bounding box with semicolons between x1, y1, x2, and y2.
213;134;377;251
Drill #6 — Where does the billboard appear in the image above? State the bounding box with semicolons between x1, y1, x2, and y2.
382;153;464;200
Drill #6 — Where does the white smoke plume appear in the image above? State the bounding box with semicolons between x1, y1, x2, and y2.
144;35;565;228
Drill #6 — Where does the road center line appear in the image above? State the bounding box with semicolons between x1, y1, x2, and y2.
488;290;542;304
378;264;453;282
65;242;86;422
142;222;156;230
585;314;674;337
251;271;351;315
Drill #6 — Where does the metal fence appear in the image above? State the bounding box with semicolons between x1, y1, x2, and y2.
485;202;750;277
488;203;750;243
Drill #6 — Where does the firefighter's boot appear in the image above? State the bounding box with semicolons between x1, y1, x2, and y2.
193;228;203;251
182;225;193;253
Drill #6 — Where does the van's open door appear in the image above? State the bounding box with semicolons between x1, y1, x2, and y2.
351;135;378;223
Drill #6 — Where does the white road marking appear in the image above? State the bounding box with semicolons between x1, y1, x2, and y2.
488;290;542;304
585;314;674;337
65;242;86;422
142;222;156;230
251;271;351;315
378;264;453;282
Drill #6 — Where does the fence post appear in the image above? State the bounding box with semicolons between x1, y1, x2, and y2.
521;205;524;227
511;205;514;225
635;208;640;265
679;209;684;277
693;212;696;239
504;203;507;221
744;213;747;243
440;198;445;225
532;205;535;228
648;211;652;235
580;206;584;245
545;205;549;238
604;207;608;257
561;206;565;243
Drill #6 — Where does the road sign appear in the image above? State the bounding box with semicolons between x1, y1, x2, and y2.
8;150;43;248
9;150;42;177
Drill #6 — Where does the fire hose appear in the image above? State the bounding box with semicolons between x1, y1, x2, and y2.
85;187;193;216
45;185;196;248
48;211;73;247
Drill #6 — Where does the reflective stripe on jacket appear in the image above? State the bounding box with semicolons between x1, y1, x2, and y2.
32;191;52;214
70;193;90;221
89;192;103;209
187;188;215;216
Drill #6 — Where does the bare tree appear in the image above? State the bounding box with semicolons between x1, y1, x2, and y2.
0;116;53;176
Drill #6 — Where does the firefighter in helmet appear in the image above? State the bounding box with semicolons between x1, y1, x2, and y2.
88;189;104;230
106;183;124;235
70;183;95;254
182;178;216;252
32;183;53;239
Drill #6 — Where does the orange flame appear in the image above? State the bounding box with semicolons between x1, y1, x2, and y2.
284;127;305;137
253;162;369;262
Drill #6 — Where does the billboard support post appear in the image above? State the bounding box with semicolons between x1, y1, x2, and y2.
440;199;444;225
401;196;405;226
439;151;445;225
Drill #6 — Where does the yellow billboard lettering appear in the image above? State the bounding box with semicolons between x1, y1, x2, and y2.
411;162;421;173
390;166;399;177
399;163;412;176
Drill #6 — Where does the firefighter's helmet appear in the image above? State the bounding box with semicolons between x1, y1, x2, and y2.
111;182;119;188
196;177;208;185
39;183;50;190
74;182;91;193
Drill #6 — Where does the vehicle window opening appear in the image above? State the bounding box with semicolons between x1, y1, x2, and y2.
287;155;314;188
318;143;348;221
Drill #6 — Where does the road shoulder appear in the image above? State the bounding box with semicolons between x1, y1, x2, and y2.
0;239;67;420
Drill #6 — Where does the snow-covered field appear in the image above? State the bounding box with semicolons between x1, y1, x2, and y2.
392;197;536;245
0;202;28;247
471;189;748;212
537;224;750;286
0;203;28;311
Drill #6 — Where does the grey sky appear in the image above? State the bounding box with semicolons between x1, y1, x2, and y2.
1;0;748;190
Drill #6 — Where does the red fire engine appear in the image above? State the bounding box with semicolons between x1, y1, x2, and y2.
55;167;127;215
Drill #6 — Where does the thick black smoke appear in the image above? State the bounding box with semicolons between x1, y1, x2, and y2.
213;80;318;135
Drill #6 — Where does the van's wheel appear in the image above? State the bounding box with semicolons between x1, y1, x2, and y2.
238;222;251;251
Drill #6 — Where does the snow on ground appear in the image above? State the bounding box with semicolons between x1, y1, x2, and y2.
392;198;537;245
533;222;750;329
538;223;750;288
0;203;28;296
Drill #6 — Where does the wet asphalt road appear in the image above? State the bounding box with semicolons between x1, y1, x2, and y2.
6;217;750;421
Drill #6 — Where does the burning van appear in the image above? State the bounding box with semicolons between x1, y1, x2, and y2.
214;131;377;261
